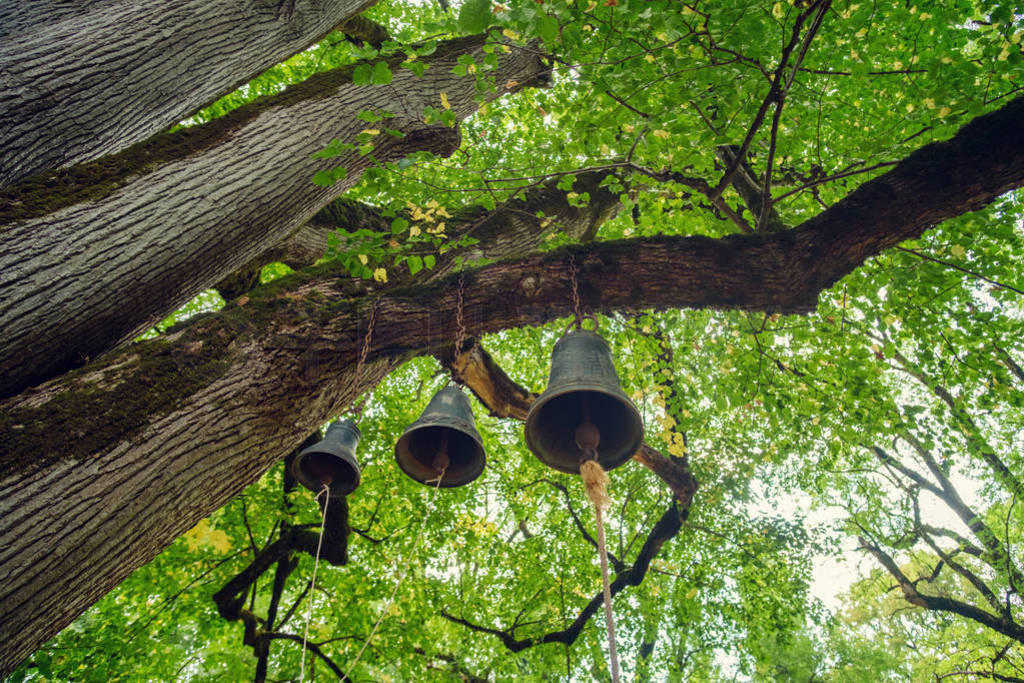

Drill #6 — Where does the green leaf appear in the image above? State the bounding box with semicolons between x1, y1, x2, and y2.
536;16;559;44
312;167;347;186
457;0;491;34
371;61;393;85
407;255;424;275
352;63;373;85
391;217;410;234
403;60;429;77
424;254;436;269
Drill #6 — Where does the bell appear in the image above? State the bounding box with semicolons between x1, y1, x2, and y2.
525;328;644;474
291;419;362;499
394;385;486;487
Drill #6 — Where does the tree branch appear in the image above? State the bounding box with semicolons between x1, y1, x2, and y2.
441;502;684;652
860;537;1024;644
2;93;1023;670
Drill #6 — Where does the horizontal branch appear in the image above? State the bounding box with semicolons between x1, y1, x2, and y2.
0;93;1022;671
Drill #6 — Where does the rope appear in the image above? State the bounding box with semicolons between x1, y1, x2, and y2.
341;465;447;680
298;483;332;683
580;458;621;683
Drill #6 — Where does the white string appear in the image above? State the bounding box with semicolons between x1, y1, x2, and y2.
342;468;446;680
298;483;331;683
592;500;621;683
580;457;620;683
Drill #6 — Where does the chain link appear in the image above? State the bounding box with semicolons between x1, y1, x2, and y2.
568;253;583;329
351;299;379;419
454;274;467;355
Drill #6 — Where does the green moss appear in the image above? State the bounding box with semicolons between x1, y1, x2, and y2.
0;62;367;225
0;321;241;471
0;34;497;227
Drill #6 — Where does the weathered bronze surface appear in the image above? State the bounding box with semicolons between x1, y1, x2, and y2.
395;385;486;487
291;419;362;499
525;328;644;474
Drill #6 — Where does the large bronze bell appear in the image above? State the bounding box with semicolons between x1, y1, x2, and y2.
394;385;486;487
291;419;362;499
525;328;644;474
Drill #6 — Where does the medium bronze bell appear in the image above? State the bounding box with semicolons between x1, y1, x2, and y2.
291;419;362;499
394;385;486;487
525;328;644;474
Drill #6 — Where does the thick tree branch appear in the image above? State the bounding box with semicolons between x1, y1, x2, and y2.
860;537;1024;644
217;168;621;300
0;0;381;188
441;502;684;652
0;94;1022;672
0;34;551;399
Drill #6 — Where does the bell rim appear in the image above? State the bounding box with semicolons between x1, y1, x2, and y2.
292;434;362;498
291;452;362;497
524;385;645;475
394;427;487;488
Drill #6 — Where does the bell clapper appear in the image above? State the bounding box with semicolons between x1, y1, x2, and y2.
432;430;450;475
574;397;602;459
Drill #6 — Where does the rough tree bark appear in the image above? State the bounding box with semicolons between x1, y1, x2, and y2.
0;34;549;399
0;94;1022;674
0;0;380;188
216;167;620;299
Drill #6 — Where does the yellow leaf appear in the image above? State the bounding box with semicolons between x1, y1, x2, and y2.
652;129;670;139
207;529;232;553
502;28;519;39
373;267;388;283
440;92;451;110
409;225;421;237
358;254;369;265
360;128;380;136
686;587;698;599
950;244;966;258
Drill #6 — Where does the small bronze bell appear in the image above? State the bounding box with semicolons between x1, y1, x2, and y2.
394;385;486;487
525;328;644;474
291;419;362;499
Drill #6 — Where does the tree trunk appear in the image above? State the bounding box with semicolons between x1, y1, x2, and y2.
0;0;377;188
0;93;1022;674
0;35;549;399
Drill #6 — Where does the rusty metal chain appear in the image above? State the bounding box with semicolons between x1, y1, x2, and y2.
454;274;467;356
350;299;379;420
569;253;583;330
